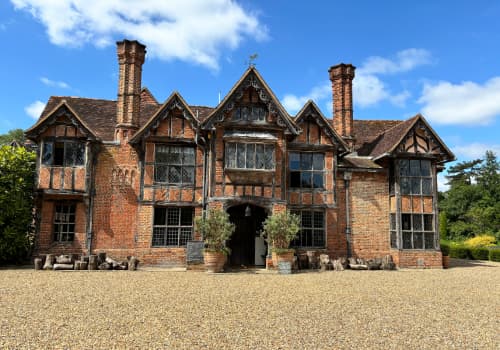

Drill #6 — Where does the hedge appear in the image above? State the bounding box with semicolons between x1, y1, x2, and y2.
469;247;490;260
489;248;500;262
449;244;470;259
440;241;450;256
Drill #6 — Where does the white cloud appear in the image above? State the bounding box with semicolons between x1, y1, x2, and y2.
353;48;431;108
281;48;430;113
11;0;267;70
452;142;500;159
282;84;330;114
25;100;45;119
437;172;449;192
360;49;432;75
40;77;70;89
418;78;500;125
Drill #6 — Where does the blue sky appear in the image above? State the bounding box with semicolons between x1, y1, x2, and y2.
1;0;500;188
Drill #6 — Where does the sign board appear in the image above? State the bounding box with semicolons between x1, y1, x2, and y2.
186;241;204;264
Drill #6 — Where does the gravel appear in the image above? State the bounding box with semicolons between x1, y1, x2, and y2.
0;259;499;349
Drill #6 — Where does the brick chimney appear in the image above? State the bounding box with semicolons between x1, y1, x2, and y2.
329;63;355;145
115;40;146;141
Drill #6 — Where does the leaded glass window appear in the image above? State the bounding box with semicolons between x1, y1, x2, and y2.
154;145;195;184
225;142;275;170
399;159;432;195
232;106;266;122
152;207;193;247
291;210;325;248
42;140;85;166
53;203;76;242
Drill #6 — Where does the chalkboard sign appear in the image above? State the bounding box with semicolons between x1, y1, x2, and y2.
186;241;205;264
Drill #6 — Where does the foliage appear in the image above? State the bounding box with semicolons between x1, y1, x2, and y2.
439;151;500;241
449;244;470;259
464;235;496;248
262;210;300;250
469;247;490;260
439;211;448;240
0;129;26;146
0;146;36;264
195;208;235;253
440;240;450;256
488;248;500;262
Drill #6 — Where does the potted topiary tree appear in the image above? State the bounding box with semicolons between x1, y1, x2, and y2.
262;210;300;273
195;208;235;273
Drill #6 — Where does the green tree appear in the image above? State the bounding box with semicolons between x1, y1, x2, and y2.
0;145;36;264
0;129;26;145
440;151;500;241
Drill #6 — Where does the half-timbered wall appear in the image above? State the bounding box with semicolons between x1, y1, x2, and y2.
37;120;90;193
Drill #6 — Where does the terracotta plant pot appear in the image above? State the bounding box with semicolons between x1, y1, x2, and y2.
275;250;295;274
204;251;226;273
442;255;450;269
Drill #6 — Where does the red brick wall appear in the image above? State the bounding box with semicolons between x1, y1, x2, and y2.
393;250;443;269
349;171;391;259
34;200;87;257
92;142;139;251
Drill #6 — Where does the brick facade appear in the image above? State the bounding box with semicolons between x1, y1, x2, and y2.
27;40;455;268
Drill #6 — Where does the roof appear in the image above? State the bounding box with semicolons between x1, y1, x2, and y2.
29;95;215;142
352;119;404;156
339;156;383;169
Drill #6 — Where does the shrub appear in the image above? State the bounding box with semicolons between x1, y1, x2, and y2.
440;241;450;256
464;235;497;248
489;248;500;262
262;210;300;250
449;244;470;259
469;247;490;260
0;146;36;264
195;208;235;253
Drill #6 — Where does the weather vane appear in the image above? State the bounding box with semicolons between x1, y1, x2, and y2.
247;53;258;67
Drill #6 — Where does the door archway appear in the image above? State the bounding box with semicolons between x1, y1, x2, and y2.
227;204;268;266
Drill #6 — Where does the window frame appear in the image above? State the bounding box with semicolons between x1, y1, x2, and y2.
289;152;325;189
290;209;326;248
225;142;275;170
399;159;433;195
53;202;76;242
232;105;267;122
154;144;196;185
152;207;194;247
390;158;437;250
42;140;86;167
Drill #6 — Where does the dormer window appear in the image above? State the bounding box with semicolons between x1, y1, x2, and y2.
232;106;266;122
225;142;274;170
42;140;85;166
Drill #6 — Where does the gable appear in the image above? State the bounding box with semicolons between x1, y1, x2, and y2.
372;114;455;162
293;101;347;150
130;92;199;144
25;101;98;141
202;68;300;135
395;118;454;160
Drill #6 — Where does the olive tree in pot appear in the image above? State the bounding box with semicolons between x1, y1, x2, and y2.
195;208;235;273
262;210;300;273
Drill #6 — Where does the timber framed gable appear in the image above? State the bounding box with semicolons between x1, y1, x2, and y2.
202;67;300;135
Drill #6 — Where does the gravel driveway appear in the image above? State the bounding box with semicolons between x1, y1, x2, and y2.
1;259;499;349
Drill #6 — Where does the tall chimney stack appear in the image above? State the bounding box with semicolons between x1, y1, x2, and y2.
115;40;146;141
329;63;355;145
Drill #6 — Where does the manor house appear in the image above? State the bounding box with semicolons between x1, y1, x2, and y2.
26;40;454;268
